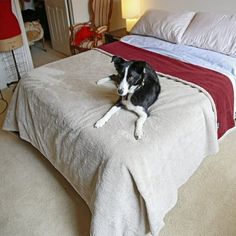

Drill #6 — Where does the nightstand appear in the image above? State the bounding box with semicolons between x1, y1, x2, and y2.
105;28;128;43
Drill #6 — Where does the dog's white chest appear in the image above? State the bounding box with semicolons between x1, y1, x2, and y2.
122;94;142;113
121;94;132;108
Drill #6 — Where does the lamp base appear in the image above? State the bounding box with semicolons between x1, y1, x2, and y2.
125;18;138;32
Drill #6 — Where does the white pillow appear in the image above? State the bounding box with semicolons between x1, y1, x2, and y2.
181;12;236;57
130;9;195;43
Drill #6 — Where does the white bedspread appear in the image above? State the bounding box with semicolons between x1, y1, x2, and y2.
3;49;219;235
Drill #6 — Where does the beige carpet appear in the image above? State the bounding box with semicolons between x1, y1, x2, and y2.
30;41;67;68
0;88;236;236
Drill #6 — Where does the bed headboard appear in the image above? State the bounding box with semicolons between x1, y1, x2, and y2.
142;0;236;14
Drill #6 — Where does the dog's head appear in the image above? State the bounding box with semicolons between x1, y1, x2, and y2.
111;56;125;75
111;56;146;96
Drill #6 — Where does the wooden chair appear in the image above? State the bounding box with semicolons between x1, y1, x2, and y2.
69;0;113;55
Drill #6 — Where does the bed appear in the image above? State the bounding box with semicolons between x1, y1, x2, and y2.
3;9;236;236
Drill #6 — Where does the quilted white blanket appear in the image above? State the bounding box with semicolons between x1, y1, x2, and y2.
3;49;219;235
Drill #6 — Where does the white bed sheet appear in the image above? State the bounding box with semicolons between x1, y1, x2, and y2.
122;35;236;114
121;35;236;77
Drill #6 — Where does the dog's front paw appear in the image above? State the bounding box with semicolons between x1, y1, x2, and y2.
134;129;143;140
94;119;106;128
96;79;103;85
96;77;110;85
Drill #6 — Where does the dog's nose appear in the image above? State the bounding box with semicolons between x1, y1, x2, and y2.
118;88;123;95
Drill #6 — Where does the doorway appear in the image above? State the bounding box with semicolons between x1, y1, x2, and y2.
19;0;68;67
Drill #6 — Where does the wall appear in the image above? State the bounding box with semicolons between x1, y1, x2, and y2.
110;0;125;30
71;0;89;24
141;0;236;14
71;0;125;31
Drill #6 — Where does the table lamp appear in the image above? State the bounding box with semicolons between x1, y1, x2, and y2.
121;0;140;32
0;0;23;87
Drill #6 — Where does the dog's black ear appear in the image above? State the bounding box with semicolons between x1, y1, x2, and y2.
111;56;118;62
111;56;125;64
133;61;146;75
130;61;146;83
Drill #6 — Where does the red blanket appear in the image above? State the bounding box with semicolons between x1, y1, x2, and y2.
99;42;235;138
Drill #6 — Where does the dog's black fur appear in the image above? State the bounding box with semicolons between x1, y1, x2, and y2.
95;56;161;139
107;56;124;85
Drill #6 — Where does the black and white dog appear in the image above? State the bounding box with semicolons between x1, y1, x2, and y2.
95;56;161;140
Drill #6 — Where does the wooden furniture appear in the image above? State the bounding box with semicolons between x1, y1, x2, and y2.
105;27;128;43
69;0;113;55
